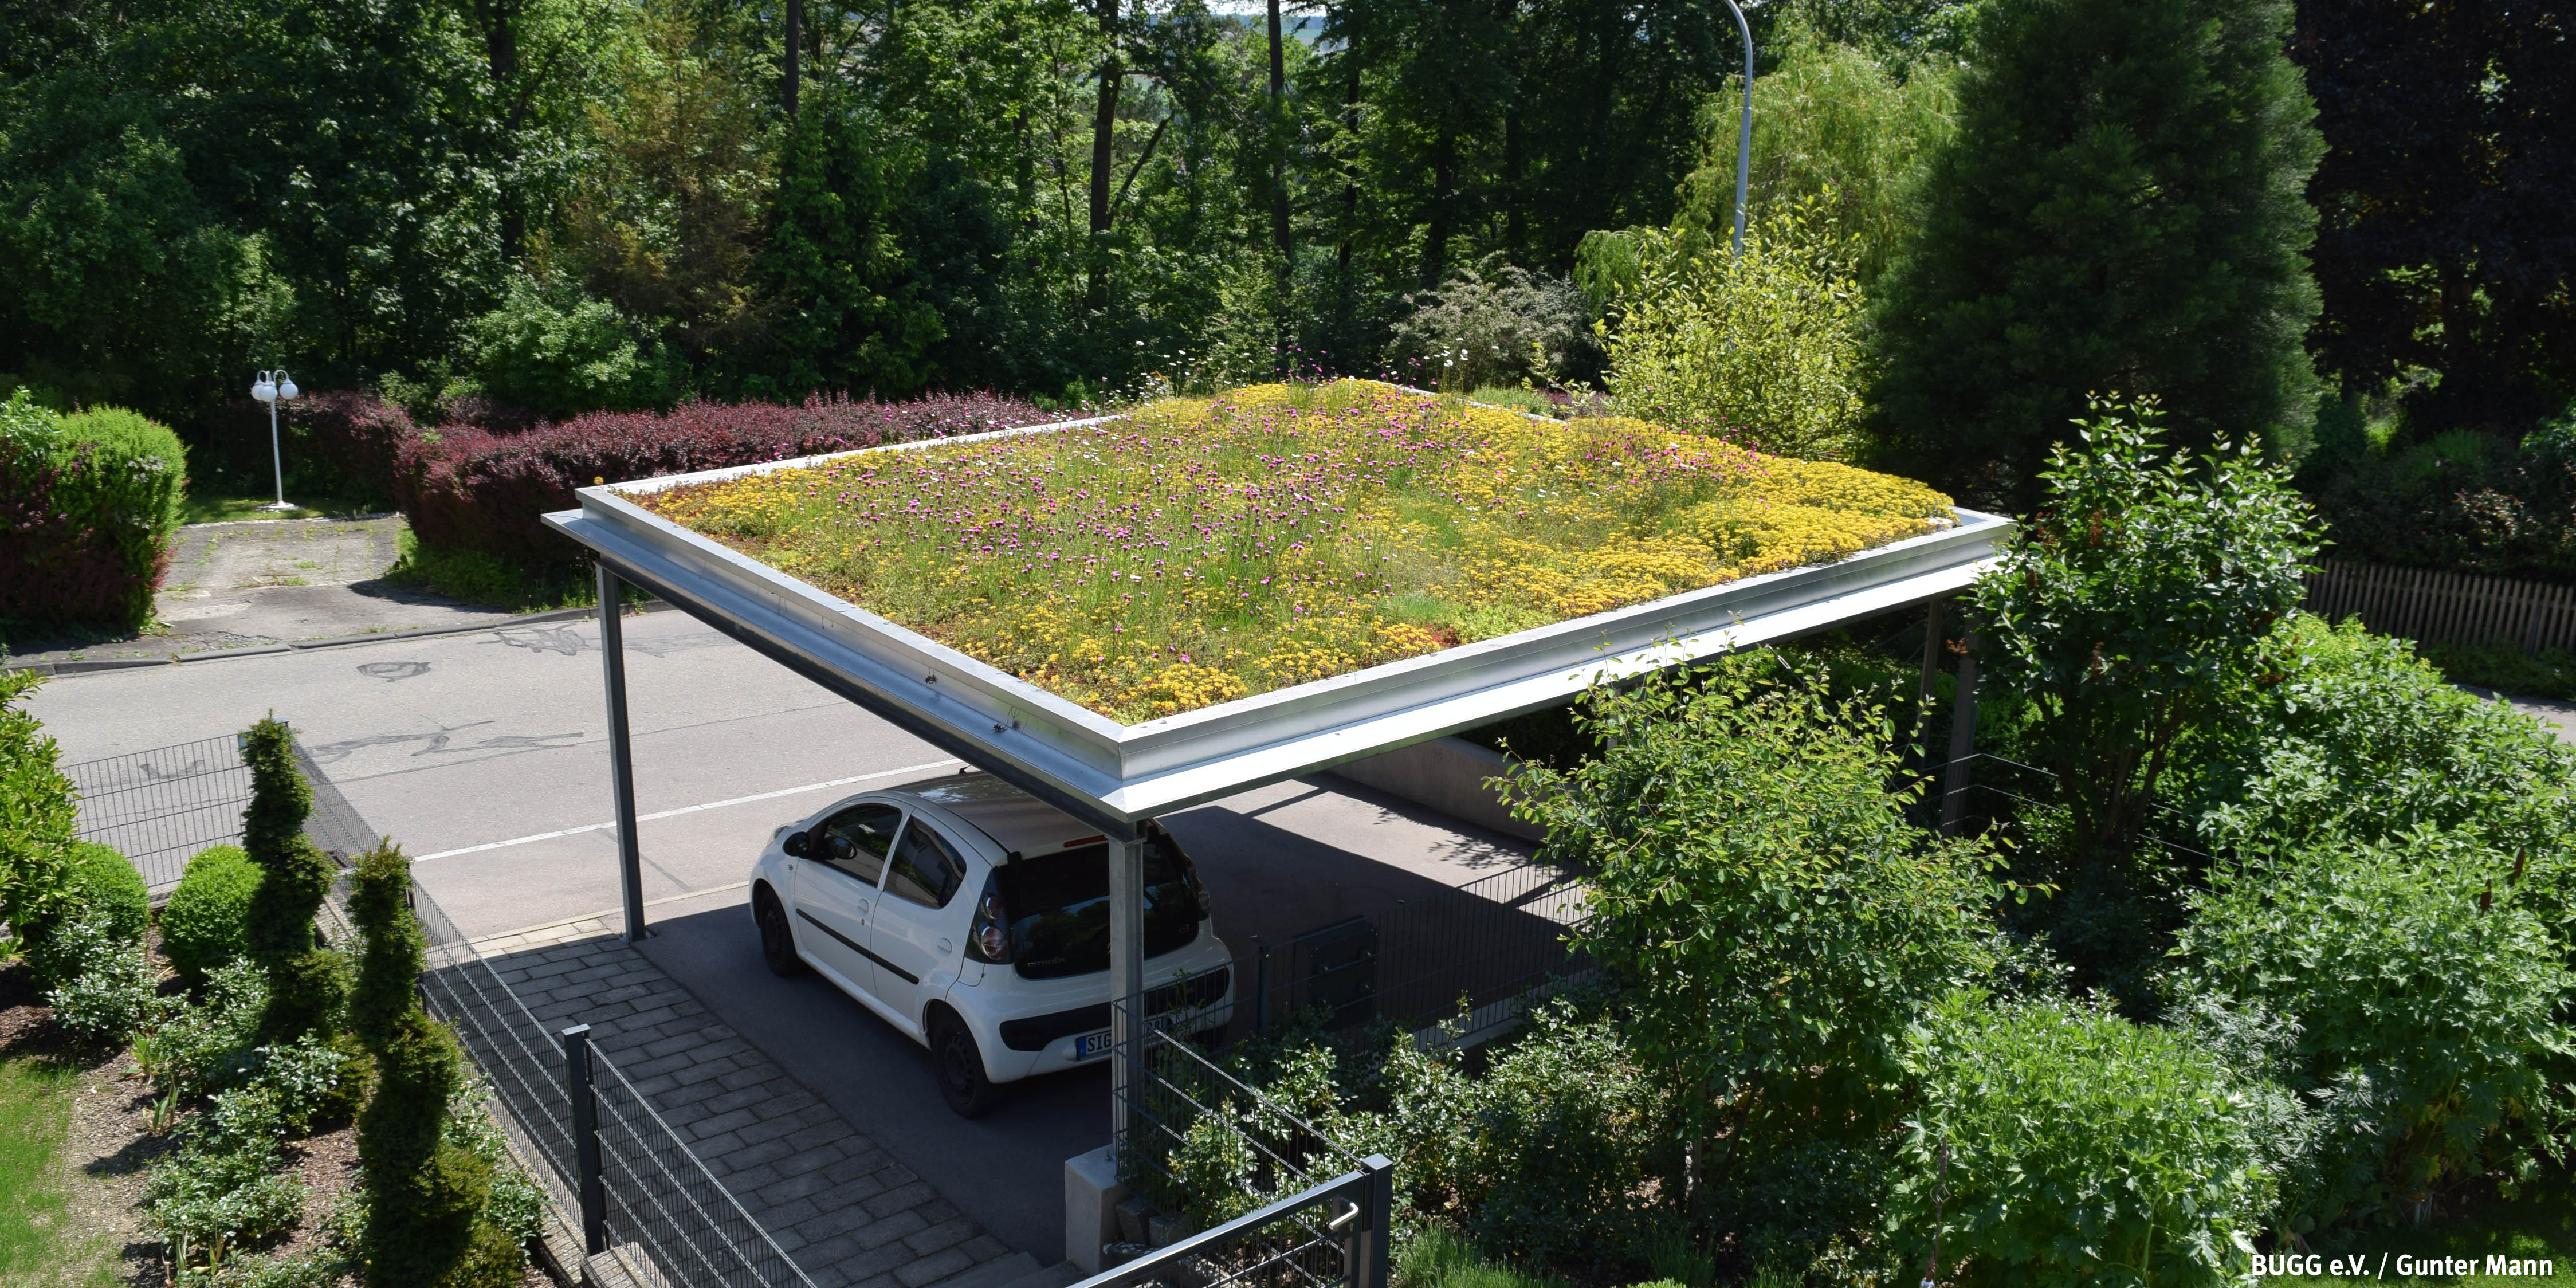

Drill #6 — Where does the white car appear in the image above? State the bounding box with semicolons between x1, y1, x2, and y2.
748;768;1236;1116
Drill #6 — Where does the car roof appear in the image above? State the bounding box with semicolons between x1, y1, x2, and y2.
883;769;1104;857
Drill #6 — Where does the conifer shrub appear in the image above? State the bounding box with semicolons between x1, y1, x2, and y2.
238;717;343;1041
0;669;78;960
349;839;523;1288
67;840;148;946
164;845;262;987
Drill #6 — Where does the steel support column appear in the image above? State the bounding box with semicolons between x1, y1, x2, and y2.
1107;830;1146;1156
1941;629;1981;834
596;566;649;941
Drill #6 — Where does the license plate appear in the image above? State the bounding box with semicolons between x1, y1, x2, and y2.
1074;1030;1114;1060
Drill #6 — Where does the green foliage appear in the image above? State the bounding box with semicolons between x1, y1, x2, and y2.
1676;22;1959;285
248;1035;363;1138
1401;1003;1679;1267
0;372;190;633
237;717;339;1042
752;87;948;399
163;845;262;988
1385;265;1596;392
1892;993;2271;1287
62;841;148;949
347;838;512;1287
135;960;270;1101
1396;1225;1572;1288
461;280;670;420
1974;402;2316;852
41;906;161;1046
1867;0;2325;505
1595;196;1871;459
2173;828;2573;1227
0;669;78;968
146;1086;310;1271
2421;638;2576;705
1509;656;1999;1149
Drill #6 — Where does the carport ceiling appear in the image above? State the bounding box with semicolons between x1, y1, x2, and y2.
545;418;2013;833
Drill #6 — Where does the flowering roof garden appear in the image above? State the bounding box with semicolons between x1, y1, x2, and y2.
631;380;1958;724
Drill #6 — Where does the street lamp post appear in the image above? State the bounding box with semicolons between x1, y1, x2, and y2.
1719;0;1754;260
250;369;299;512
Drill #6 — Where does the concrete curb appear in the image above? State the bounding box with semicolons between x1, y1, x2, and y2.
7;599;677;677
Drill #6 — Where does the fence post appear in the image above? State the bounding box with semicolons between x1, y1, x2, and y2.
563;1024;607;1256
1352;1155;1396;1288
1252;938;1273;1034
1940;630;1981;835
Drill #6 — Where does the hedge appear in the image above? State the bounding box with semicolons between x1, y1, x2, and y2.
0;392;187;630
398;392;1055;565
164;843;261;985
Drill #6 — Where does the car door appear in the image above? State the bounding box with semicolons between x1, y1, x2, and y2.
868;814;973;1031
789;801;902;996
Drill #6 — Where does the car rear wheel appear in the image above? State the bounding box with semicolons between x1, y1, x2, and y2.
931;1012;1003;1118
754;887;806;978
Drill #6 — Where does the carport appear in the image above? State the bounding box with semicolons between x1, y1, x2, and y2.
542;415;2013;1152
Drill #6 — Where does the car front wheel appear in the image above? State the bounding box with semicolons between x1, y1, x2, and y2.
931;1012;1003;1118
755;887;806;978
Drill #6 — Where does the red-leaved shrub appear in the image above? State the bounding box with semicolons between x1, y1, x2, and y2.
399;394;1057;565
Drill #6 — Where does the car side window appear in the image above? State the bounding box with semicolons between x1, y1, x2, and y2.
885;819;966;909
816;803;901;886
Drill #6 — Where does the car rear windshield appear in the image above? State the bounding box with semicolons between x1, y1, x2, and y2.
1002;837;1203;980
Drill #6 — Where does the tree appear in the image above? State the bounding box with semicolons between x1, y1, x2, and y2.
1973;399;2316;855
1508;655;2000;1164
2293;0;2576;434
1867;0;2325;509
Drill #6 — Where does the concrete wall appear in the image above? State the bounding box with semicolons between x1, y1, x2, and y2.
1329;735;1544;842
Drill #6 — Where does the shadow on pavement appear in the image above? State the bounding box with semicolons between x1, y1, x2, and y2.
634;900;1108;1264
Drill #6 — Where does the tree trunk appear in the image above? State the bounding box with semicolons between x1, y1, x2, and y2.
1425;128;1456;288
1267;0;1291;264
784;0;802;118
477;0;525;262
1087;0;1122;307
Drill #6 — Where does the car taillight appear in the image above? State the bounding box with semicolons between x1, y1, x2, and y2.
966;873;1012;964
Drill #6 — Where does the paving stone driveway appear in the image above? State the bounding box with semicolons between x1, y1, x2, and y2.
472;914;1039;1288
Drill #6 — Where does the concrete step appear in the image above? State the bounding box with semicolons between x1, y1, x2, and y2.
993;1257;1088;1288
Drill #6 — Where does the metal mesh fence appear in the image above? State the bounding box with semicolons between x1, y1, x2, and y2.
63;735;252;889
88;731;815;1288
590;1057;818;1288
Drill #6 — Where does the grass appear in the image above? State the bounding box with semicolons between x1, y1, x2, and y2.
640;379;1953;722
381;529;598;613
178;486;382;525
2421;638;2576;704
2295;1174;2576;1285
0;1055;115;1285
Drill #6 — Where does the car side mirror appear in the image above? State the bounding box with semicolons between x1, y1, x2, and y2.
783;831;811;858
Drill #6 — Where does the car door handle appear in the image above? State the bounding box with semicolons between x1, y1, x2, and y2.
937;938;953;955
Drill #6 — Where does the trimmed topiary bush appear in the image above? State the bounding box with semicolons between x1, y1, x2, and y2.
0;391;187;631
238;716;342;1042
67;841;148;946
163;844;261;986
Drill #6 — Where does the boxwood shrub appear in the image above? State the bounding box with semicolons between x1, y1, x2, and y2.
0;392;187;630
164;844;262;985
68;841;149;947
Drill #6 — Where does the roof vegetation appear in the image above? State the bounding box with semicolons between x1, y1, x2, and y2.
638;380;1953;722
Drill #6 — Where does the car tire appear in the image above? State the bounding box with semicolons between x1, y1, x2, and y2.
754;887;807;978
931;1012;1003;1118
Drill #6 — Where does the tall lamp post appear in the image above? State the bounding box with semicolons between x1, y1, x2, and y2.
1719;0;1754;259
250;369;299;512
